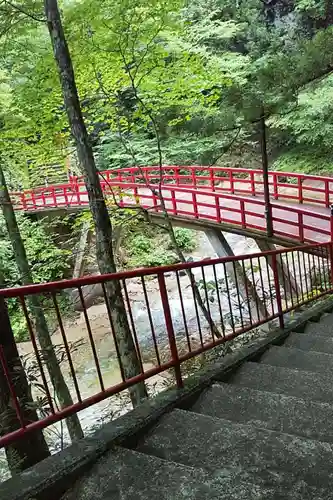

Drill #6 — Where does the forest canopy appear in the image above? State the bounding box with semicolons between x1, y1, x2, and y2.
0;0;333;187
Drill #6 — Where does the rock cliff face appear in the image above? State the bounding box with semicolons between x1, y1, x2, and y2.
263;0;333;33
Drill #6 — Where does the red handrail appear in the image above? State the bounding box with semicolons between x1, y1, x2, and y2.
0;240;332;448
11;166;333;245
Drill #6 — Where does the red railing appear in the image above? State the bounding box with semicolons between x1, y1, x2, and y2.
0;241;332;448
10;166;333;244
69;166;333;206
10;170;333;244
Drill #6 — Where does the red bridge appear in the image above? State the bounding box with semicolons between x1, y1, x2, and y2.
11;166;333;245
2;167;333;499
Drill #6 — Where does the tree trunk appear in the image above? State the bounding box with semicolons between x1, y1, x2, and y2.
0;166;83;441
0;291;50;475
43;0;147;405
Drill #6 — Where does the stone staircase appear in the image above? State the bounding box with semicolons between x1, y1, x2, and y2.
65;313;333;499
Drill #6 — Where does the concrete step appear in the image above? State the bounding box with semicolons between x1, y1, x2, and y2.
138;408;333;494
191;383;333;443
230;361;333;403
62;445;294;500
260;345;333;374
304;315;333;337
284;332;333;353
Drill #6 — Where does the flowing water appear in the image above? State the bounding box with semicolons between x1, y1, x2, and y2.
0;232;294;482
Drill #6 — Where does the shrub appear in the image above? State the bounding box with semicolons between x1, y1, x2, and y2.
171;228;197;252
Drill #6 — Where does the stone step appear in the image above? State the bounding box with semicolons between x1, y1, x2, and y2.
284;332;333;353
260;345;333;374
138;408;333;494
230;361;333;403
304;315;333;337
61;445;294;500
191;383;333;443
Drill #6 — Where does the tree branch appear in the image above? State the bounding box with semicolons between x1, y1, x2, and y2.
3;1;45;23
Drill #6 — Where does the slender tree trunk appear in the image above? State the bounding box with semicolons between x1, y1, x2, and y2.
157;199;222;339
0;290;50;474
0;166;83;441
43;0;147;405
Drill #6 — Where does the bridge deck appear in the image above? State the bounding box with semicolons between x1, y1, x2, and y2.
17;185;331;245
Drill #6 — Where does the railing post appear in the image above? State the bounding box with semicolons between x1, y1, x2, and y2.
273;174;278;200
215;195;221;223
132;187;139;209
171;190;177;215
210;169;215;191
229;170;235;194
191;168;196;187
31;190;36;209
330;205;333;242
298;177;303;204
325;180;330;208
329;242;333;289
240;200;246;228
75;180;81;205
192;192;199;218
52;187;56;207
21;192;27;210
298;212;304;243
272;253;284;329
158;274;183;388
250;172;255;196
175;167;180;187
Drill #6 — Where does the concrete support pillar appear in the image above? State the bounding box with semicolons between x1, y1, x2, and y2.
255;239;300;299
72;221;91;279
205;229;269;324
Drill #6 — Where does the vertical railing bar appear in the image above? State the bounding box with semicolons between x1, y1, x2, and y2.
321;247;327;292
257;256;267;318
271;254;284;329
122;279;144;373
0;344;26;428
231;261;245;328
190;273;204;348
284;253;295;308
317;251;325;292
141;276;161;366
78;287;105;391
329;241;333;290
312;252;321;293
157;274;183;388
201;267;216;343
306;251;313;299
51;292;82;402
325;244;331;290
222;262;235;335
101;283;126;382
290;252;299;303
310;252;317;296
325;244;330;290
212;264;226;337
241;260;253;324
303;250;310;299
296;250;305;303
279;253;288;308
249;257;261;322
19;296;55;414
264;256;275;315
175;271;192;352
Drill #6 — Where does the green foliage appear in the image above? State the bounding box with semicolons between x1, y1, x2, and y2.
0;214;71;286
126;231;180;268
272;148;333;175
96;132;226;169
170;228;196;252
0;214;71;340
